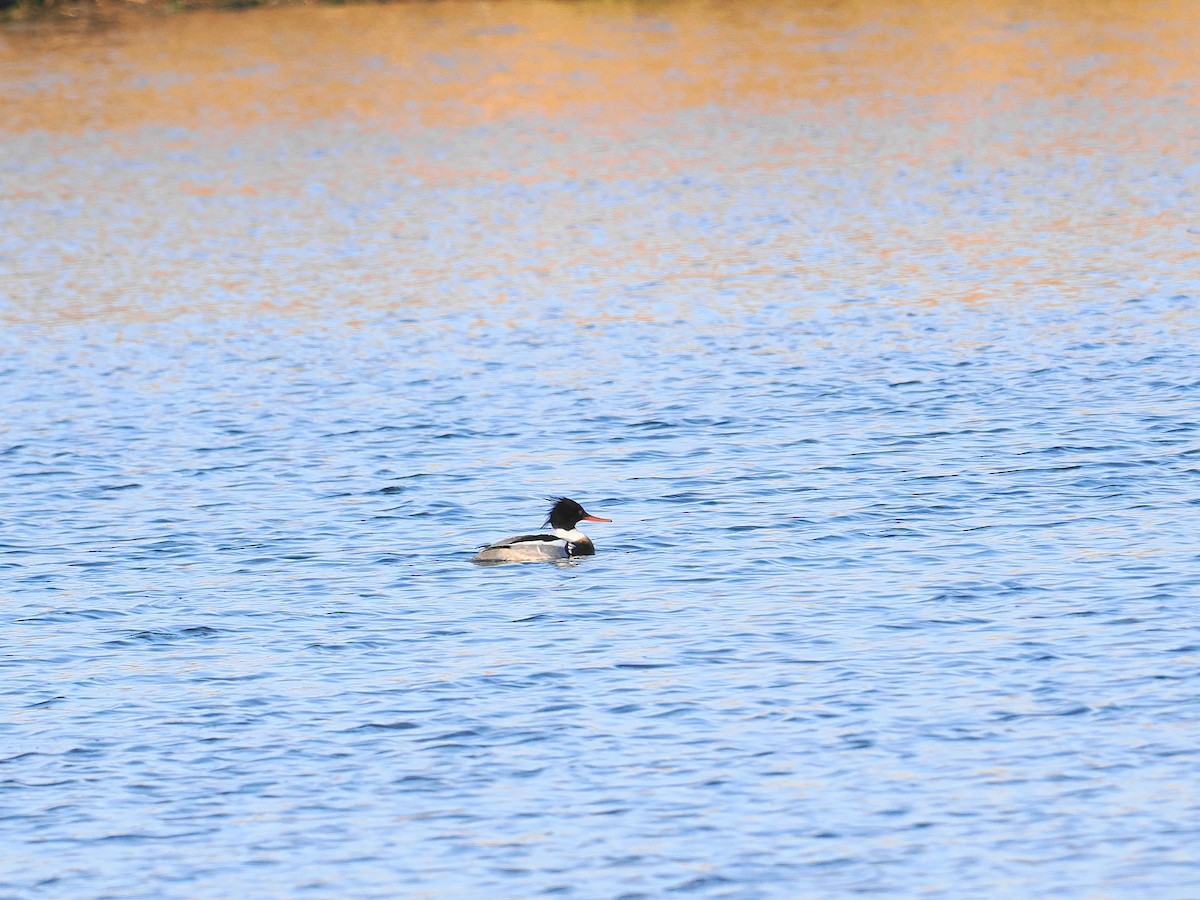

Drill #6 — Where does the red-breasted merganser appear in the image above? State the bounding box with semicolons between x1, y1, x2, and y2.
472;497;612;563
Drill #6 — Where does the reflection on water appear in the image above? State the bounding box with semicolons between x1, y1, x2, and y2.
3;0;1199;326
3;1;1200;896
6;1;1200;132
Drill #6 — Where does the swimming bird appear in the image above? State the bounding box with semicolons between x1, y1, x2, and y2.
472;497;612;563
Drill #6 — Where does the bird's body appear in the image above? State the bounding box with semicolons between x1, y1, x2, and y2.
472;497;611;564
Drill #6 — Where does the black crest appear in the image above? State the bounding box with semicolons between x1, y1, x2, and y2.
544;496;588;530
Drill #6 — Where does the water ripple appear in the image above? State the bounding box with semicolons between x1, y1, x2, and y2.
4;2;1200;897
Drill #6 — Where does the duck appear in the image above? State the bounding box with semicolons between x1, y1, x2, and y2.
472;497;612;563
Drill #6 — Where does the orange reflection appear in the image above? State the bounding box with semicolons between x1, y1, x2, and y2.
3;0;1199;135
3;0;1199;328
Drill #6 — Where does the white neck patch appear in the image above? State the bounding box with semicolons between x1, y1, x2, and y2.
554;527;586;542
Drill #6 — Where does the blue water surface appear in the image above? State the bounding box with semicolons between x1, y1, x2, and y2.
3;2;1200;896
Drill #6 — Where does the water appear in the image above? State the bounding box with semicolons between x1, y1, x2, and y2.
3;1;1200;895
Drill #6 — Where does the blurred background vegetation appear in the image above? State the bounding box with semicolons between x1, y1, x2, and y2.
1;0;333;23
